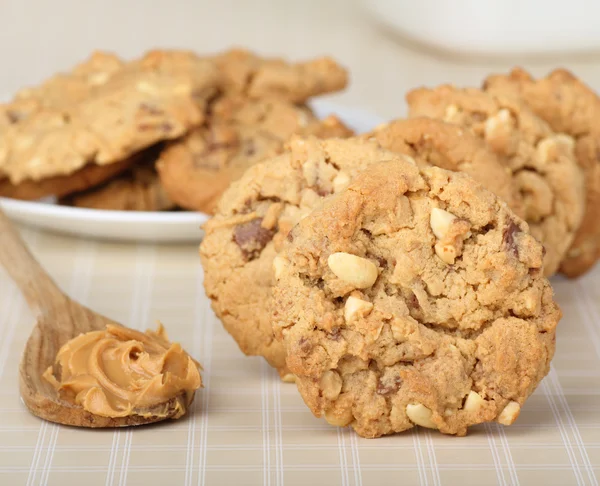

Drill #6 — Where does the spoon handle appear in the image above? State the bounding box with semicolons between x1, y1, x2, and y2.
0;208;67;316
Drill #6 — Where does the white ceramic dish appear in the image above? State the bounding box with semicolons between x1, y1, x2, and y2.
0;101;384;243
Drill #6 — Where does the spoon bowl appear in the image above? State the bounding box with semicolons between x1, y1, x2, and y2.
0;208;190;427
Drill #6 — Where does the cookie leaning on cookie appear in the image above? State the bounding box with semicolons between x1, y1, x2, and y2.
156;49;352;214
407;85;585;277
483;68;600;278
0;49;220;199
200;137;393;378
272;158;560;438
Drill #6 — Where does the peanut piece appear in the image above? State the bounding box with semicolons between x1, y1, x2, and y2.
537;135;575;164
484;108;511;135
434;242;457;265
324;407;353;427
261;203;284;230
297;110;309;127
136;81;160;95
320;370;343;400
497;401;520;425
344;296;374;322
301;158;318;187
555;133;575;150
400;154;417;166
332;172;351;193
536;137;557;164
373;121;390;132
281;373;296;383
463;391;485;413
327;252;378;289
272;255;286;280
430;208;457;240
300;188;321;210
444;104;459;121
89;72;110;85
406;403;437;429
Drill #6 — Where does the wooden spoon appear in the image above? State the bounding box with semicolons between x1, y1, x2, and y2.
0;209;188;427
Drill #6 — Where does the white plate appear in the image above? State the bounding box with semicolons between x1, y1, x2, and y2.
0;101;384;243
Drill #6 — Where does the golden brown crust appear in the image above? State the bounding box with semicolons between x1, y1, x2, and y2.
484;68;600;277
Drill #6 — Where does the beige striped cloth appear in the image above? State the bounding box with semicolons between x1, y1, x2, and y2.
0;226;598;486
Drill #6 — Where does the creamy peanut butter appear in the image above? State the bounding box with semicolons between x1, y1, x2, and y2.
43;323;202;419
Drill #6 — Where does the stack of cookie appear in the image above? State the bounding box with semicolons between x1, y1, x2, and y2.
201;68;600;438
0;49;352;211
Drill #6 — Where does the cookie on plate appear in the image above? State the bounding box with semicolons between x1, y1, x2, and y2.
407;86;585;276
483;68;600;278
0;50;219;188
0;52;132;200
200;137;395;377
366;117;524;218
60;146;174;211
157;97;353;214
272;159;560;438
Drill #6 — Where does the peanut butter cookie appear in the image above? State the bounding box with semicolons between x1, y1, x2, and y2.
272;160;560;438
200;138;398;377
484;68;600;278
0;50;219;185
407;86;585;276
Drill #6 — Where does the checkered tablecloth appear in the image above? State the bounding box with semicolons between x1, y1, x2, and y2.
0;226;598;486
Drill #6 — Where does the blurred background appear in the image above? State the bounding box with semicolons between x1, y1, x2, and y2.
2;0;600;119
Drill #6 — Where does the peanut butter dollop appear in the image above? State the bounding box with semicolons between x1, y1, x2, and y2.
43;323;202;419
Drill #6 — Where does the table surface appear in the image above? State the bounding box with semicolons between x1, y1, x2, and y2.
1;1;600;485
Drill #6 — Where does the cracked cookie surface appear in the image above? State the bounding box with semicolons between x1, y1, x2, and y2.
272;160;560;438
407;86;585;276
199;138;397;376
483;68;600;278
